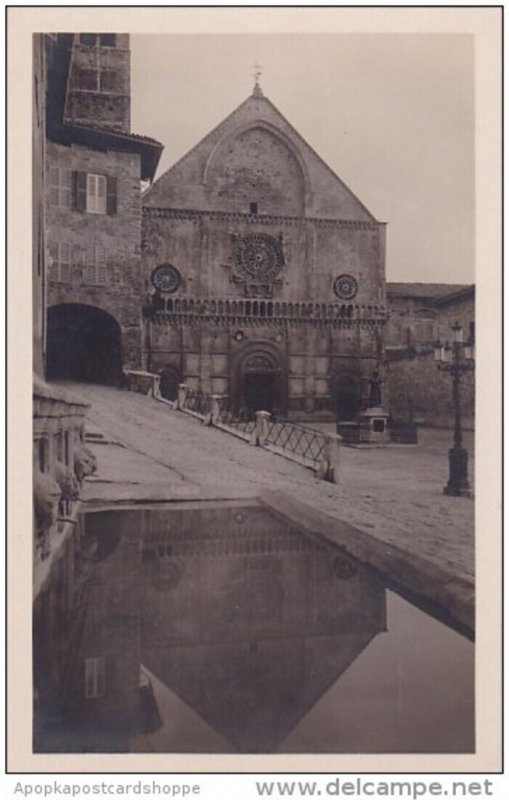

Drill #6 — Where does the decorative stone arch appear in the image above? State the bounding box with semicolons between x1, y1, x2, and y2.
231;340;287;417
332;371;361;422
46;303;123;385
203;121;311;215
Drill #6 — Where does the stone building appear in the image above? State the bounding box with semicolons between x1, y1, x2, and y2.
142;80;387;421
44;34;162;383
32;34;92;598
385;283;475;428
385;282;474;351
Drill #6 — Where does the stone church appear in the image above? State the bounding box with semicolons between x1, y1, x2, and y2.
141;79;387;420
42;33;391;423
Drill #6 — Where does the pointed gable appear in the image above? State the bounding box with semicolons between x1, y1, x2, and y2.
144;92;376;222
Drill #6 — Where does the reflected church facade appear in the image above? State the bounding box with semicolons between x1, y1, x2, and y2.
33;503;388;753
33;503;474;755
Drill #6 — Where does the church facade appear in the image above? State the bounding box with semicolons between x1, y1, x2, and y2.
141;82;387;420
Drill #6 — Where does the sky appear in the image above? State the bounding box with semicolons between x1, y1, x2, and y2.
130;33;475;285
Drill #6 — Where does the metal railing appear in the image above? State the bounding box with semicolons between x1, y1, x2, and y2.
180;387;210;417
216;406;256;441
170;384;340;482
264;419;328;470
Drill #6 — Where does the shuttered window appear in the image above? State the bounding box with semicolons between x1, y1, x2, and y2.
85;244;107;285
48;242;71;282
86;173;107;214
79;34;116;47
48;166;72;208
72;172;117;215
84;657;106;699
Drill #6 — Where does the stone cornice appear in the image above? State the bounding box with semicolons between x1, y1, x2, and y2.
142;206;385;231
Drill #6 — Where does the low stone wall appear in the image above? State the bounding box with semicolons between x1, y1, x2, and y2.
123;369;161;397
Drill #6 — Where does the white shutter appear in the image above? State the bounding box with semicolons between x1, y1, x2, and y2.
86;174;96;212
49;166;72;208
96;175;107;213
86;174;107;214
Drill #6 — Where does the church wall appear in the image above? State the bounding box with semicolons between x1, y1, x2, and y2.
206;125;306;216
147;318;381;417
141;89;387;420
385;350;474;429
144;95;376;222
142;210;385;417
142;212;385;304
46;141;144;369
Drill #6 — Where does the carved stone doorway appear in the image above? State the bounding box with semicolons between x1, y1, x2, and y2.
235;347;286;417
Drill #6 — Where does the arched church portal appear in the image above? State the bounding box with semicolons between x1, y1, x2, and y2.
334;374;360;422
46;304;122;385
235;346;286;417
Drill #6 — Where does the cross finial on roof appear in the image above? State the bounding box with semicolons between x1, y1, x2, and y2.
252;62;263;97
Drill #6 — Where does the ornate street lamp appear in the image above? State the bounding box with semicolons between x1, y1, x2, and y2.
434;322;475;497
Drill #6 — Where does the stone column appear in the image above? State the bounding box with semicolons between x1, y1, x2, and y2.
209;394;223;425
318;432;342;483
203;394;222;426
177;383;188;410
250;410;271;446
151;373;161;399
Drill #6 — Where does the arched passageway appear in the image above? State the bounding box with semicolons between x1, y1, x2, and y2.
46;304;122;384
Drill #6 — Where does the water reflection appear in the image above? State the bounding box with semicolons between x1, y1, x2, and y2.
33;502;474;754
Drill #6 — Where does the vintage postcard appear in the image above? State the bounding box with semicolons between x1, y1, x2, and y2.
5;4;503;782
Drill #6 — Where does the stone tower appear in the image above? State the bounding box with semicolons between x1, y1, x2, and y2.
44;33;162;384
63;33;131;134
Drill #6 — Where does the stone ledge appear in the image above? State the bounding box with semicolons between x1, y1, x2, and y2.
33;375;90;408
259;489;474;637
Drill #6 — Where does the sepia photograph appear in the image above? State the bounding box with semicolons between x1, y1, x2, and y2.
6;4;502;778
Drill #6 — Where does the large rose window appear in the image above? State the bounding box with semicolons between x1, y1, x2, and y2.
234;233;284;283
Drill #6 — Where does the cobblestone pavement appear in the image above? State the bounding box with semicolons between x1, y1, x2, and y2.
66;383;474;586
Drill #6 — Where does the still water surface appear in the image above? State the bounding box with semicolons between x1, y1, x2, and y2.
33;502;474;754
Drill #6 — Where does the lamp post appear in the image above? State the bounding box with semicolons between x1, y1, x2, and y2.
434;322;475;497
